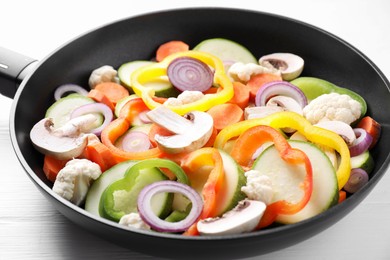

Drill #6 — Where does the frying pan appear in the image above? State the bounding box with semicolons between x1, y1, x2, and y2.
1;7;390;259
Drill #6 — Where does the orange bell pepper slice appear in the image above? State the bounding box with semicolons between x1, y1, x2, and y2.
230;125;313;229
101;98;163;162
180;147;225;236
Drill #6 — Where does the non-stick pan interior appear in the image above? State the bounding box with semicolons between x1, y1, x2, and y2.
10;7;390;258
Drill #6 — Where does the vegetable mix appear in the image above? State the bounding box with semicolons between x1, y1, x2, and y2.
30;38;381;236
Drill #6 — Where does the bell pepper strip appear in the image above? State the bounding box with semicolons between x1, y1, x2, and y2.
126;158;189;184
100;158;189;221
101;118;162;162
101;98;163;162
118;97;150;121
130;50;234;115
180;147;225;236
214;111;351;190
230;125;313;228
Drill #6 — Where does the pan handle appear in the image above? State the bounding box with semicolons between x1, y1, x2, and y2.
0;47;37;99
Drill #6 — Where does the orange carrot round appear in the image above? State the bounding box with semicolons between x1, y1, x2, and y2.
84;135;117;172
87;89;115;111
356;116;381;149
207;103;244;131
94;82;129;106
42;155;69;182
156;40;190;62
225;81;250;109
246;73;282;101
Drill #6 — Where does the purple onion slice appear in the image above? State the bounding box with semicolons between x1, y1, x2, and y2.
138;180;203;233
121;131;151;152
167;57;214;92
70;103;113;136
343;168;369;193
255;81;308;108
349;128;373;157
54;84;88;101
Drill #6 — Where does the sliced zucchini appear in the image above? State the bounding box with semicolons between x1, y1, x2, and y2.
351;151;375;174
214;150;247;215
252;140;338;224
45;93;102;128
118;60;154;89
193;38;257;64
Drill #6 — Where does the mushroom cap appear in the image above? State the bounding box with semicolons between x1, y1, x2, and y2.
30;118;88;160
259;53;304;81
197;199;266;236
147;106;214;154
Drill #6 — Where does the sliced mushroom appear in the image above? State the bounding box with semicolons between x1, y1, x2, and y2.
146;106;213;154
244;106;284;120
259;53;304;81
197;199;266;236
314;120;356;145
30;116;94;160
266;96;303;115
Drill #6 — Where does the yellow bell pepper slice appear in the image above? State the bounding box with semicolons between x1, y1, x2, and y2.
131;51;234;115
214;111;351;190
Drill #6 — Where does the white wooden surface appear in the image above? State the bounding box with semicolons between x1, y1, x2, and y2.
1;1;390;259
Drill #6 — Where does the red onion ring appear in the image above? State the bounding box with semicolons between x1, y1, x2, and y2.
121;131;151;152
255;81;308;108
138;111;152;124
167;57;214;92
349;128;373;157
54;84;88;100
70;103;113;136
137;180;203;233
343;168;369;193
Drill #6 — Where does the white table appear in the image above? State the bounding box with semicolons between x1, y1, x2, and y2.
1;1;390;259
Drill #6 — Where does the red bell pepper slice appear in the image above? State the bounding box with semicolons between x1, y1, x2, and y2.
230;125;313;229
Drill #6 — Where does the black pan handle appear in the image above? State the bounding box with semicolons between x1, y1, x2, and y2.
0;47;37;99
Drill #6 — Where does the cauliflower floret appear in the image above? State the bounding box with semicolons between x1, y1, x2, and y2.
119;212;151;231
241;170;273;205
163;90;204;106
88;65;118;89
52;158;102;205
303;93;362;125
228;62;280;83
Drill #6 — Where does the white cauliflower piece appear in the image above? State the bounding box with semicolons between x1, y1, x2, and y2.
119;212;151;231
88;65;118;89
228;62;280;83
163;97;184;106
241;170;273;205
52;158;102;205
303;93;362;125
163;90;204;106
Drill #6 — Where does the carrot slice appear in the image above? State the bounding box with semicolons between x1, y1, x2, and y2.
87;89;115;111
84;135;116;172
207;103;244;131
356;116;381;149
156;40;190;62
94;82;129;105
225;81;250;109
338;190;347;204
43;155;69;182
246;73;283;101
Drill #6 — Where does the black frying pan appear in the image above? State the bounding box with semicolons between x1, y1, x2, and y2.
1;7;390;259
